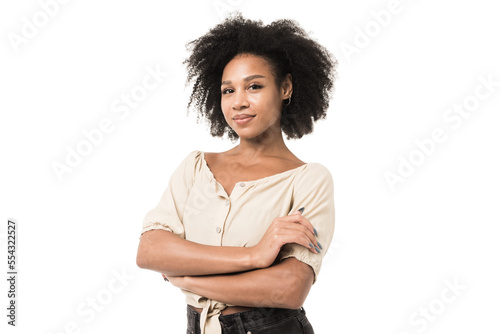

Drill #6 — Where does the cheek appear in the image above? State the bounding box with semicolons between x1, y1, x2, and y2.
220;102;231;124
221;97;234;111
220;100;230;117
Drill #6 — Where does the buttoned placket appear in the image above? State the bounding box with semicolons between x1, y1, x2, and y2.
215;182;248;243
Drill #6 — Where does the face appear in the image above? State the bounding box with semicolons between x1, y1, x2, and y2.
220;53;292;141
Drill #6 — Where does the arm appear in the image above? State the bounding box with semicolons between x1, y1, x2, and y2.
170;257;314;309
136;229;256;276
137;210;320;277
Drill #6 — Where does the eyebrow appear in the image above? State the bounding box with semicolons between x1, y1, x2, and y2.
221;75;266;86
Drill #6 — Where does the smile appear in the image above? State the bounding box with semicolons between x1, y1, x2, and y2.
233;115;255;125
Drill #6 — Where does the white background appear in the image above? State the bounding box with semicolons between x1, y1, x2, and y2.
1;0;499;333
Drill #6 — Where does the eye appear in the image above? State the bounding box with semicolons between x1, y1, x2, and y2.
249;84;262;90
221;84;262;95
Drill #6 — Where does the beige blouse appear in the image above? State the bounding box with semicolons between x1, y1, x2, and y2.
140;150;335;334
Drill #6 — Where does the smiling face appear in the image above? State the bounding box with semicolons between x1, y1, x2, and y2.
220;53;292;142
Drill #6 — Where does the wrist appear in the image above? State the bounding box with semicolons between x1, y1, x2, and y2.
247;246;261;269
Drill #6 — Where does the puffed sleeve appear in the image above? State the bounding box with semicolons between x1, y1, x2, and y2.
139;150;200;239
277;163;335;285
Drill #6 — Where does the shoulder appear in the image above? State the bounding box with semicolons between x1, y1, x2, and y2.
293;162;334;190
173;150;204;176
301;162;333;180
184;149;203;164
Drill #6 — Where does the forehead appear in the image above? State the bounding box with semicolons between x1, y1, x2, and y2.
221;54;272;80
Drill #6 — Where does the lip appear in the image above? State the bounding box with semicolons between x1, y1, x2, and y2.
233;114;256;120
233;115;255;125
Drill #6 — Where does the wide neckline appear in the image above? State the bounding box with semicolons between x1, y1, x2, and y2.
200;150;310;186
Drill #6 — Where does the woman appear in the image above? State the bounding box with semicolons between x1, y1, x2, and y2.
136;12;337;334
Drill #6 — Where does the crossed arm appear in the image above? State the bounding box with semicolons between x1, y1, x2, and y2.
136;229;314;309
168;257;313;309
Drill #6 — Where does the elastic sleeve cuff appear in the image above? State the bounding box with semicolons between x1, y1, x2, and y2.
140;222;174;237
278;243;321;284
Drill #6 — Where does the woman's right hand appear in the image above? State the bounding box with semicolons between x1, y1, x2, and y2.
250;208;321;269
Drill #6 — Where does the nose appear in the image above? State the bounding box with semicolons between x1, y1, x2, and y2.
232;90;249;110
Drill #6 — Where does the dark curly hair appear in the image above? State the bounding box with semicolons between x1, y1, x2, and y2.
182;12;338;142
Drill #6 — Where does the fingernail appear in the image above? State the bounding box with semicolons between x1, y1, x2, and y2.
309;242;314;249
313;227;318;237
314;246;321;253
317;242;323;250
298;207;305;214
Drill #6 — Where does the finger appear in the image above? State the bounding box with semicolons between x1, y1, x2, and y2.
283;214;317;241
293;207;305;214
272;216;320;252
280;223;320;253
278;231;319;253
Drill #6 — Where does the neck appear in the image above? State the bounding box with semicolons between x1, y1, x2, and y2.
232;127;289;161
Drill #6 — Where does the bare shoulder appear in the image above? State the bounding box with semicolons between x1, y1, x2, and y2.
203;151;222;167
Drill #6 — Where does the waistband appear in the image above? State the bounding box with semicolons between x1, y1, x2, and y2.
187;303;305;331
218;306;304;325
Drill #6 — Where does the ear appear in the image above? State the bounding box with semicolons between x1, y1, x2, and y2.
281;73;293;99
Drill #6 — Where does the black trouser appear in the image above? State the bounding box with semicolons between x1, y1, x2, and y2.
186;304;315;334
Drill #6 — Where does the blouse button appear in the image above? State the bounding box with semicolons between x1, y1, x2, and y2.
240;182;245;187
216;226;221;233
225;199;230;206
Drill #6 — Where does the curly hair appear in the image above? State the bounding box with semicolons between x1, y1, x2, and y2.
182;11;338;142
